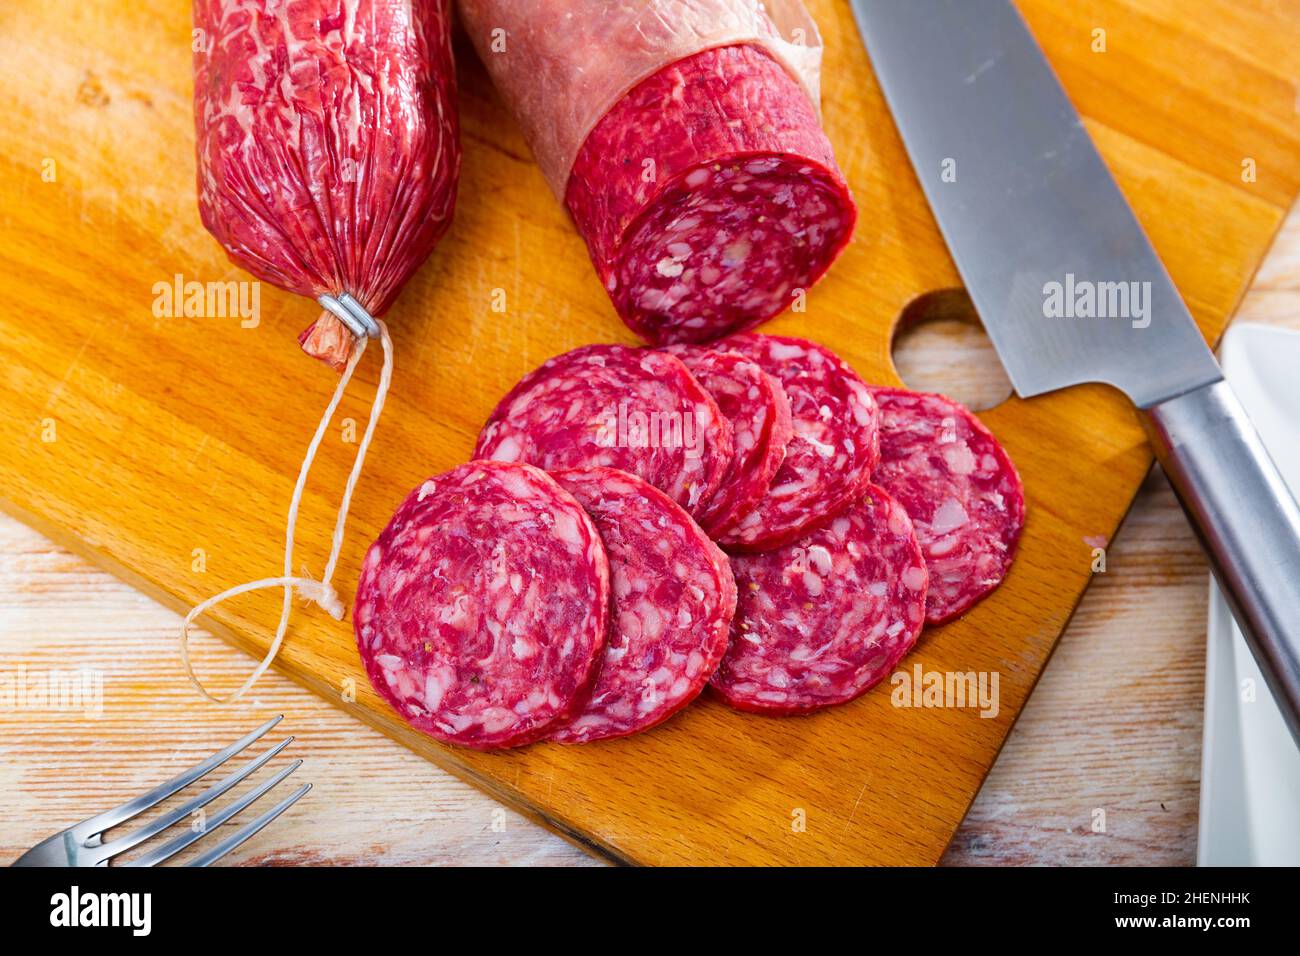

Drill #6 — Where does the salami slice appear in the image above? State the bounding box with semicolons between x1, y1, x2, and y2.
549;467;736;743
353;461;610;750
661;345;793;537
474;344;733;519
869;389;1025;624
715;334;880;551
711;484;928;715
567;44;856;344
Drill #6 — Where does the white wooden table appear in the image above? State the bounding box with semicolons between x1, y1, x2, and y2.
2;209;1296;867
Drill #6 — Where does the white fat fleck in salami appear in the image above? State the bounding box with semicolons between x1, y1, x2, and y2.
661;345;794;537
474;344;733;520
714;334;880;551
711;484;928;715
353;461;610;750
869;388;1025;624
549;467;736;743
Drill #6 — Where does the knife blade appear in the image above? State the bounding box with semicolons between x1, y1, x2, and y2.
851;0;1219;408
852;0;1300;745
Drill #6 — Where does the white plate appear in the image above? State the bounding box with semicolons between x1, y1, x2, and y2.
1197;323;1300;866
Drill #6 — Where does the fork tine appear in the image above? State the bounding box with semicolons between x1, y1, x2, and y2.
124;759;303;867
76;715;284;840
186;783;312;868
95;737;294;861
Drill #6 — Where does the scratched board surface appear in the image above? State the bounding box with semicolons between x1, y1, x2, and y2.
0;0;1297;865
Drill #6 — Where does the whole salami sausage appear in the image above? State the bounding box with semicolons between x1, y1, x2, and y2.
716;334;880;551
354;461;610;750
549;467;736;743
474;344;733;520
458;1;855;344
711;484;928;715
661;345;794;538
869;388;1026;624
193;0;460;369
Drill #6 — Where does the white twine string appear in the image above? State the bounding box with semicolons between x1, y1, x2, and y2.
180;319;394;704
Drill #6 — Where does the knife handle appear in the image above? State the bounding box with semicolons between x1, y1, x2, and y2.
1141;380;1300;745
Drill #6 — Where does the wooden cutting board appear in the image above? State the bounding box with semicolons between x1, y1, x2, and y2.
1;0;1297;866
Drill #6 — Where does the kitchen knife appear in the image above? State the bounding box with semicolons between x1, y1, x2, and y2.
851;0;1300;745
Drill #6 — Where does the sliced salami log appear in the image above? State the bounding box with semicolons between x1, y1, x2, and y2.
457;2;854;345
869;388;1025;624
715;334;879;551
662;345;793;537
353;461;610;750
549;467;736;743
711;484;928;715
567;44;856;344
474;344;733;519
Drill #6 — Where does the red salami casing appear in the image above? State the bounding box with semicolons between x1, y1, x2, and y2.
193;0;461;369
459;1;854;344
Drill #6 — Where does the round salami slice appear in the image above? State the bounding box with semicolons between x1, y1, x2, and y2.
475;344;732;519
714;334;880;551
869;388;1025;624
711;484;928;715
566;44;857;345
661;345;793;537
549;467;736;744
354;461;610;750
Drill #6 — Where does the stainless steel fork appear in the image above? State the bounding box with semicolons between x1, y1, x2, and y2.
11;715;310;867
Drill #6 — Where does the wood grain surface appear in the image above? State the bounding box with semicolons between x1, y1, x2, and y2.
1;0;1298;866
3;209;1295;867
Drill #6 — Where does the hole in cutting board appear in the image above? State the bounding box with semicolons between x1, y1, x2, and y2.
890;288;1014;411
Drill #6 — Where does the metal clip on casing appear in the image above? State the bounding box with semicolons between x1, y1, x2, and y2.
317;292;380;339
